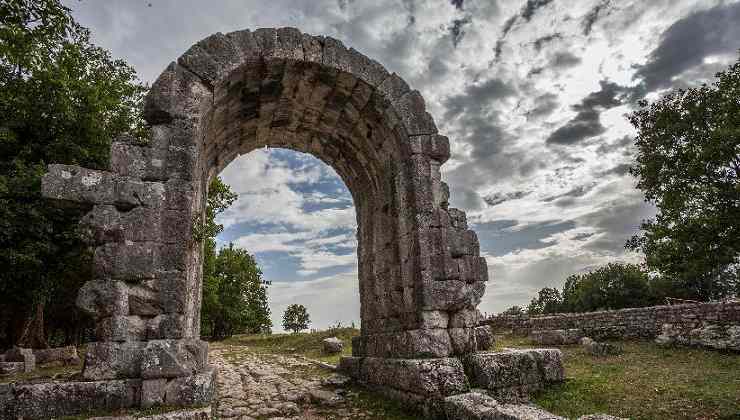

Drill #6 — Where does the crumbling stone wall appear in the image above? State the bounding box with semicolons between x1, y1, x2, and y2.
39;27;489;410
483;301;740;339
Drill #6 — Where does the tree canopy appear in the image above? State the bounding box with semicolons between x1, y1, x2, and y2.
282;304;311;333
199;177;272;340
626;56;740;300
0;0;145;348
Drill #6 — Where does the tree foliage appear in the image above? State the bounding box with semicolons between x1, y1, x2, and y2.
527;263;660;315
0;0;146;348
282;304;311;333
501;305;525;316
526;287;563;315
626;56;740;300
199;177;271;340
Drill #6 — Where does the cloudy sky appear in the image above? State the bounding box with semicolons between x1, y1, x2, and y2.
65;0;740;330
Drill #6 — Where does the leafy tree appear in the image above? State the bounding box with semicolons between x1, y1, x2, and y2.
560;263;657;312
501;305;525;316
199;177;271;340
526;287;562;315
0;0;145;348
282;304;311;333
627;56;740;300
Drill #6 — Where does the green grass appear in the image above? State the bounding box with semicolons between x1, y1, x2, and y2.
222;327;360;365
496;334;740;420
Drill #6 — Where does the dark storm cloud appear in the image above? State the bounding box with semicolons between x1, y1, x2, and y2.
546;80;625;145
449;16;472;47
542;184;596;203
550;51;581;69
527;93;559;118
633;2;740;93
521;0;554;22
582;0;611;36
599;163;632;177
533;33;562;52
484;190;532;207
581;200;655;253
493;15;518;61
474;219;576;257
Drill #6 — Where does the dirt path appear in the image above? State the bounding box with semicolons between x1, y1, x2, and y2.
210;345;398;420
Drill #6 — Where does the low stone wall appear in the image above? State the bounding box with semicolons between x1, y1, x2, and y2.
483;301;740;339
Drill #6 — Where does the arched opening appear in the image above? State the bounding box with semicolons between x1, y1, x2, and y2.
214;148;360;332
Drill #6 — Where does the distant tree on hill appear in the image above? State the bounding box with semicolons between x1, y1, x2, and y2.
627;56;740;300
282;304;311;333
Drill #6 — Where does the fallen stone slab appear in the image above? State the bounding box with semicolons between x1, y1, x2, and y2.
443;392;565;419
0;362;25;376
338;356;469;399
323;336;344;354
0;379;141;419
89;406;211;420
656;323;740;352
462;349;564;403
581;339;622;357
529;329;583;345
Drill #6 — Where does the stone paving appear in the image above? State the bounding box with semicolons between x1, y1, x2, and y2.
210;345;388;420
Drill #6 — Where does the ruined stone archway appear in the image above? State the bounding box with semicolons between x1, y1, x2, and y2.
41;28;488;409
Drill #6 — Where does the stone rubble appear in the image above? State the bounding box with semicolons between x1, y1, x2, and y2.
529;329;584;346
656;322;740;351
322;337;344;354
579;338;622;357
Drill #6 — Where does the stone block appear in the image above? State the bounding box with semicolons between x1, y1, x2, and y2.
141;378;168;408
93;242;160;281
144;62;212;124
0;362;24;376
463;349;564;402
42;164;116;204
1;379;141;419
448;327;477;354
82;341;145;380
347;357;469;398
77;279;129;319
163;367;217;406
393;90;437;136
32;346;80;366
475;325;495;351
529;329;584;345
443;392;565;420
96;315;147;342
140;339;208;379
147;314;187;339
422;279;485;312
322;337;344;354
178;32;243;87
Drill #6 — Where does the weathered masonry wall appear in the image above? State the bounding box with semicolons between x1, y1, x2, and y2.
483;301;740;339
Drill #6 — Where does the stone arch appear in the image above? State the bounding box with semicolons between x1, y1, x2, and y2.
41;27;488;407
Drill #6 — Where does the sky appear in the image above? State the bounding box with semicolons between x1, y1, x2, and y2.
65;0;740;331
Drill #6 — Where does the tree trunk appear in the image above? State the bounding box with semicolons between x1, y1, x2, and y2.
17;302;49;349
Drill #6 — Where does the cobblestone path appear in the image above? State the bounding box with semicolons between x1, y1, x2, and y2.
210;345;407;420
